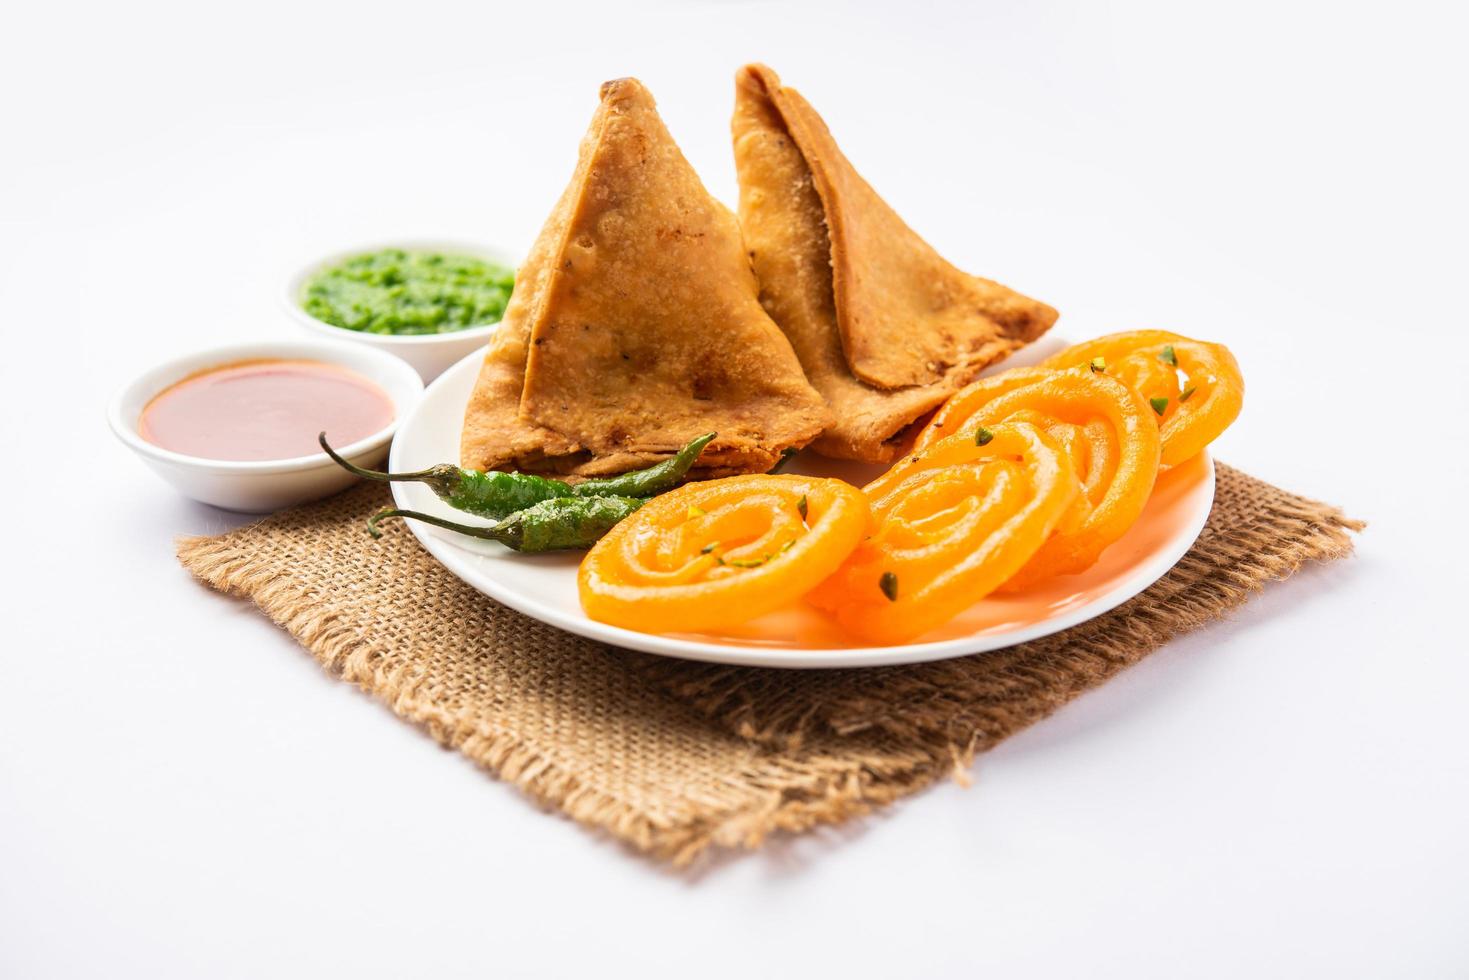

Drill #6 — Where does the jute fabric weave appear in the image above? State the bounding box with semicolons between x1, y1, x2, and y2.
177;464;1359;864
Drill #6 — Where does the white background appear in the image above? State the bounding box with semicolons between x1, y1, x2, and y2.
3;1;1466;976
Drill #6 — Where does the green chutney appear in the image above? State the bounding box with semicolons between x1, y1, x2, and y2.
302;248;515;336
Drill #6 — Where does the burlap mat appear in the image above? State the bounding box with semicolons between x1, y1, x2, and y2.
177;464;1359;864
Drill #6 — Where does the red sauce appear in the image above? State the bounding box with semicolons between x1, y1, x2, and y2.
139;359;395;461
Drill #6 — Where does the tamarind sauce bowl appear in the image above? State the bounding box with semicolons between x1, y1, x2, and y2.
108;339;423;513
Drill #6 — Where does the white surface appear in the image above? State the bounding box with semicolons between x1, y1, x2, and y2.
2;1;1466;977
107;338;423;512
282;239;520;381
392;346;1215;667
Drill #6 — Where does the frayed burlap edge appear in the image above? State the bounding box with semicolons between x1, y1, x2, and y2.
176;464;1361;865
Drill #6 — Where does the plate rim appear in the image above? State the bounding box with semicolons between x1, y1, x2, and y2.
390;347;1216;669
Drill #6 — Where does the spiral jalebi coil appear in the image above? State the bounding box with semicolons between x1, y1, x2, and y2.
808;422;1079;644
914;369;1162;590
578;474;870;633
1040;330;1244;467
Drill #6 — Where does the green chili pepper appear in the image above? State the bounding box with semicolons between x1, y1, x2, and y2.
573;433;716;497
320;432;714;519
367;495;645;552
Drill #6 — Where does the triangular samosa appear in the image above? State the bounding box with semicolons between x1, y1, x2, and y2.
462;77;830;478
732;64;1057;462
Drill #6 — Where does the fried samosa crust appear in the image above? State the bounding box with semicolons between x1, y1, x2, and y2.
462;77;830;478
732;64;1057;461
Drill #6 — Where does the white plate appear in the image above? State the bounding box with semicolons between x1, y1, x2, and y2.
387;345;1215;669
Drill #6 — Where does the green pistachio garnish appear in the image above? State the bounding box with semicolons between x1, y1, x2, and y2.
686;505;707;520
1179;385;1197;402
1089;356;1107;373
700;542;718;555
724;542;793;569
797;494;808;520
879;571;899;602
974;427;995;447
1159;345;1178;366
1150;396;1169;416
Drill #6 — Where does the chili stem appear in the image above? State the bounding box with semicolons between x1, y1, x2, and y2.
367;507;508;542
319;432;442;483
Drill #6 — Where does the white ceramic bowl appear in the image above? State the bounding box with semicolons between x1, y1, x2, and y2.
108;339;424;513
282;239;517;381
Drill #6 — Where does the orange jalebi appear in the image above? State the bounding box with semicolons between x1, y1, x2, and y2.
1040;330;1243;466
578;474;870;634
808;422;1079;644
912;369;1162;589
914;366;1055;449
